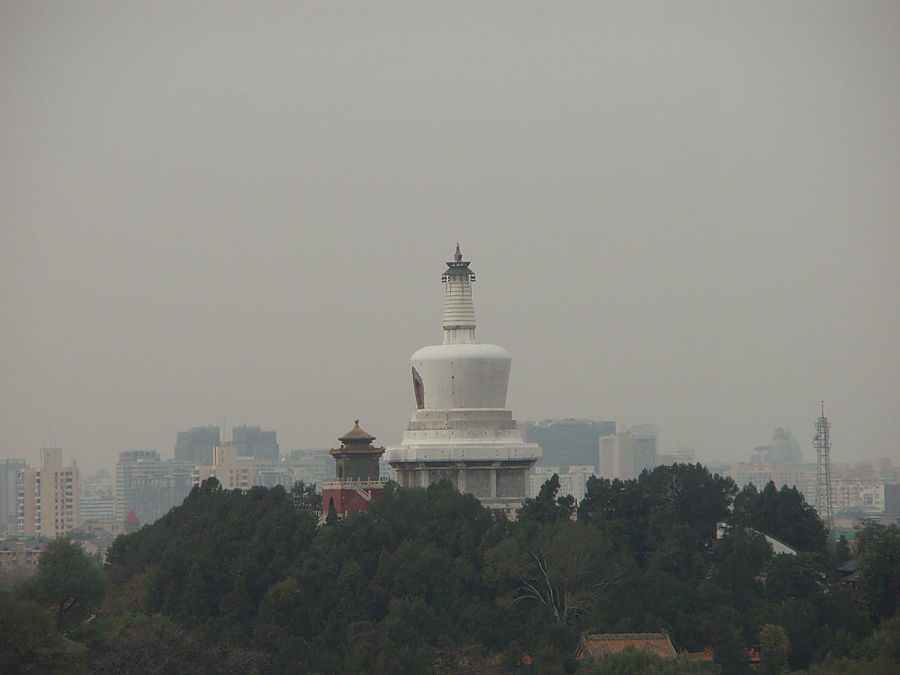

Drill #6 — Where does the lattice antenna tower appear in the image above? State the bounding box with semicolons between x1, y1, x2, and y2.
813;401;835;534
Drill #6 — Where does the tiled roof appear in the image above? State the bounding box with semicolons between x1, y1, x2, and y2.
576;633;677;659
339;420;376;443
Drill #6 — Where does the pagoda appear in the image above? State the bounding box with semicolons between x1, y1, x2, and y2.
321;420;387;516
388;245;541;516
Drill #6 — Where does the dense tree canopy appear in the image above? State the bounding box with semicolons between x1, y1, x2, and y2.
732;482;828;554
854;522;900;620
22;536;106;630
5;468;895;673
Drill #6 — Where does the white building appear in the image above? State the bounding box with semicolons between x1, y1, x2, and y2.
389;245;541;515
598;433;634;480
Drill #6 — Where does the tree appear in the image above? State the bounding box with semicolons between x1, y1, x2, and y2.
290;480;322;511
835;535;852;566
486;520;618;625
710;526;771;606
731;482;827;554
519;474;575;525
759;624;790;675
0;591;58;673
578;648;717;674
26;536;105;630
855;521;900;620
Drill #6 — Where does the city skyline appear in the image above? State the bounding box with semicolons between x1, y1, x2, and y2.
2;3;898;475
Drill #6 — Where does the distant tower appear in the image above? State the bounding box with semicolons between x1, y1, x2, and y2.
813;402;835;533
321;421;387;516
389;244;541;516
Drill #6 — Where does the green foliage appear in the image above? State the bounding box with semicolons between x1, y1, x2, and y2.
90;613;268;674
577;648;717;674
88;466;889;673
579;464;736;564
23;536;105;630
485;520;618;625
0;591;59;674
520;473;576;525
806;617;900;674
854;521;900;620
759;624;790;674
711;526;771;606
106;481;316;625
835;536;852;566
290;480;322;511
732;482;828;554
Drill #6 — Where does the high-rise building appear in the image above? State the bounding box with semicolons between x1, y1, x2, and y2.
0;459;27;536
629;424;659;476
231;425;279;460
657;446;695;466
285;449;333;487
389;245;541;515
116;450;193;524
598;433;634;480
17;448;79;539
174;425;220;465
524;419;615;472
193;445;255;491
79;494;117;523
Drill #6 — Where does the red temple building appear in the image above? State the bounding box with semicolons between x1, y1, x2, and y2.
321;420;387;516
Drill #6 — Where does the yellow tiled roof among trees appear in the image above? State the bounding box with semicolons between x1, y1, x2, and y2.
575;633;677;659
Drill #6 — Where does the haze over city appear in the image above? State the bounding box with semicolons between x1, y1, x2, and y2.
2;2;898;475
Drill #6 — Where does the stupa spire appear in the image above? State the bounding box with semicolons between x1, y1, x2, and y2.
441;244;477;344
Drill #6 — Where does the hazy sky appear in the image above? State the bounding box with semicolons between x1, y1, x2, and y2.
2;2;898;475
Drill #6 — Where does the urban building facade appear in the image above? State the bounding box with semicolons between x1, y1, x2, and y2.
531;465;595;505
598;433;634;480
523;419;615;472
16;448;79;539
0;458;27;536
629;424;658;476
285;448;332;485
193;444;255;491
657;446;695;466
231;425;279;460
116;450;193;523
174;425;220;464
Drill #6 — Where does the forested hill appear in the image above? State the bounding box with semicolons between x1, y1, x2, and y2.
4;463;900;674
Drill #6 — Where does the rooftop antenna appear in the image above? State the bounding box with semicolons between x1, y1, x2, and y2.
813;401;835;534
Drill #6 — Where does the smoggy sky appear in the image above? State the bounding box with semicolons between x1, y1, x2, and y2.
2;2;898;475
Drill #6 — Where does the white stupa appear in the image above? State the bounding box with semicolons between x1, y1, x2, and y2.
388;244;541;513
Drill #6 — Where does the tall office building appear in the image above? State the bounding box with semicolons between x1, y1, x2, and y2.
598;433;634;480
1;459;27;536
389;245;541;514
285;449;333;487
524;419;616;472
657;445;695;466
629;424;659;476
17;448;79;539
193;444;255;491
231;425;279;460
116;450;193;523
174;425;220;465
